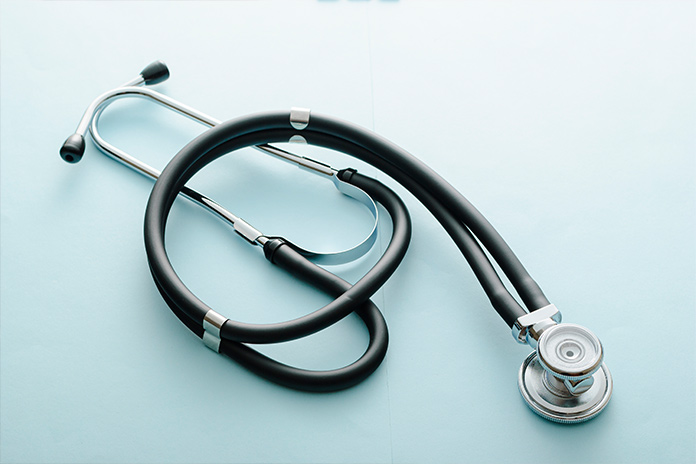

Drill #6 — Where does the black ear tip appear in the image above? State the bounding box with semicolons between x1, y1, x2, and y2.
60;134;85;163
141;60;170;85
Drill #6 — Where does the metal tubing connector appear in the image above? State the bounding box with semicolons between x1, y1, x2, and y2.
202;310;228;353
290;107;311;130
512;304;561;346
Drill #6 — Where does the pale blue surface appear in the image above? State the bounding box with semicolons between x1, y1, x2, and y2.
1;1;695;463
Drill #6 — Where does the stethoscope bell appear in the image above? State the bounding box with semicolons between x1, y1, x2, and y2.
518;323;613;423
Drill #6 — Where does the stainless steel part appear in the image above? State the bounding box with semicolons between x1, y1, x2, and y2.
77;84;380;265
518;351;613;423
202;332;221;352
512;304;562;345
518;321;612;423
283;175;379;264
289;135;307;144
537;324;604;381
202;310;228;352
289;107;311;130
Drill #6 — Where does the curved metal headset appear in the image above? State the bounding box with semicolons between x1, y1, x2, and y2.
61;61;613;423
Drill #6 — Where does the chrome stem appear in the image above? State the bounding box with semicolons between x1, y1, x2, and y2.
65;65;379;265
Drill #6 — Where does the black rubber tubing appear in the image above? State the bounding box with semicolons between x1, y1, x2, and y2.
146;111;547;321
152;234;393;392
146;129;411;345
144;110;551;390
176;128;530;326
157;234;393;392
307;115;549;313
152;112;548;314
316;136;527;326
147;154;409;390
220;235;390;392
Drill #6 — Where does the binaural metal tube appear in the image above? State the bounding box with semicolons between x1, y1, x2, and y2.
79;86;335;177
60;61;380;264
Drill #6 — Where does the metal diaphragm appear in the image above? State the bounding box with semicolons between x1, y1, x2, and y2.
537;323;604;380
518;322;613;424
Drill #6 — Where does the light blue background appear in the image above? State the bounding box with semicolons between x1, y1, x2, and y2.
1;1;694;463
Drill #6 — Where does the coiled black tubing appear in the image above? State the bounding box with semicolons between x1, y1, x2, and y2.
144;111;549;392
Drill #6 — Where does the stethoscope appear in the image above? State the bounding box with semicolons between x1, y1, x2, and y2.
61;61;613;423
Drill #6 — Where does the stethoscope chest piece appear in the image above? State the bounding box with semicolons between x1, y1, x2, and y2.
518;323;613;423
